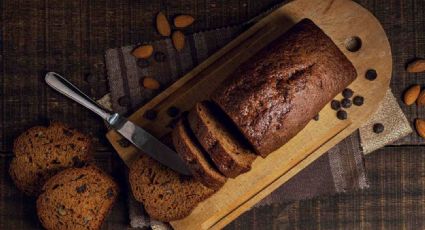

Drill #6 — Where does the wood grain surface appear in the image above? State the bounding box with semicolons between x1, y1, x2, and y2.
0;0;424;229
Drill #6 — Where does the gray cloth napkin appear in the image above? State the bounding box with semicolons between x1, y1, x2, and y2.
103;25;380;229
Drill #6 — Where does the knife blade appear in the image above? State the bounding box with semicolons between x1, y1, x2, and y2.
45;72;191;175
108;113;191;175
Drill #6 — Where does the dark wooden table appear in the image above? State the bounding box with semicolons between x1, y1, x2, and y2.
1;0;424;229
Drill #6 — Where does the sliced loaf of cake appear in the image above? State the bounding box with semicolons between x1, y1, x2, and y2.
172;117;226;190
36;166;119;230
9;122;92;196
129;154;215;222
188;101;257;178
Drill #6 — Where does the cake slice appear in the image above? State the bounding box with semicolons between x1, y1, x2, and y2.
9;122;92;196
129;154;215;222
172;116;226;190
188;101;257;178
36;166;119;230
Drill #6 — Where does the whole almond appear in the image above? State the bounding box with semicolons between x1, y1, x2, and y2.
143;77;160;90
417;90;425;106
172;31;185;51
132;45;154;59
407;59;425;73
174;15;195;28
156;12;171;37
404;85;421;105
416;119;425;138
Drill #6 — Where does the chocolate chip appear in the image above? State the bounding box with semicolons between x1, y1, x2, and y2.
342;88;353;98
118;96;131;107
76;174;85;180
137;59;150;68
63;129;73;137
57;205;67;216
72;156;85;168
144;110;157;120
353;96;364;106
85;74;98;84
83;216;93;225
51;159;60;164
117;138;131;148
52;184;59;190
154;52;167;62
341;98;352;108
365;69;377;81
373;123;384;134
167;106;180;117
337;110;348;120
166;118;179;129
106;188;114;198
313;114;319;121
76;184;87;193
331;100;341;110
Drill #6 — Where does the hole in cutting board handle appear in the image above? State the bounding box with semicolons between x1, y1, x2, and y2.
345;36;362;52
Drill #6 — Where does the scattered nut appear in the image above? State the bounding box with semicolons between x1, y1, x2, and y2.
407;59;425;73
132;45;154;59
174;15;195;28
156;12;171;37
143;77;161;90
417;90;425;106
57;205;67;216
403;85;421;105
172;31;185;51
416;119;425;138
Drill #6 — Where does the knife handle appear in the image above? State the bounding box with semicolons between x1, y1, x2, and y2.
45;72;114;122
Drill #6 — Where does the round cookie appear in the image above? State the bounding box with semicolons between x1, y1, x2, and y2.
129;154;215;222
36;166;119;230
9;122;92;196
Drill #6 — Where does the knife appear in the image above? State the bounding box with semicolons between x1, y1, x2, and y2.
45;72;191;175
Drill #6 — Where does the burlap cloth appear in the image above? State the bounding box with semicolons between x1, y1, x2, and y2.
101;25;412;229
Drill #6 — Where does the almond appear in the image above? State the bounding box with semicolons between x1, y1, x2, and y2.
143;77;160;90
172;31;185;51
174;15;195;28
418;90;425;106
132;45;154;59
407;59;425;73
156;12;171;37
416;119;425;138
403;85;421;105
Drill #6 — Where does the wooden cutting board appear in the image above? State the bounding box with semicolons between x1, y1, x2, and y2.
106;0;392;229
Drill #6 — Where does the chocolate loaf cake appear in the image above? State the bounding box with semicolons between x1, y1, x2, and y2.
188;101;257;178
172;116;227;190
212;19;357;157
